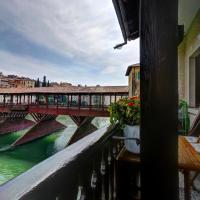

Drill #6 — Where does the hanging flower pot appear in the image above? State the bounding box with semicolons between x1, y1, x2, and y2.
123;124;140;154
109;96;140;154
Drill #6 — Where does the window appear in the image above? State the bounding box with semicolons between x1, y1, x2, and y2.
196;54;200;107
189;49;200;107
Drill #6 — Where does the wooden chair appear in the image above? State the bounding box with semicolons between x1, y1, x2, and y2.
187;109;200;191
188;108;200;136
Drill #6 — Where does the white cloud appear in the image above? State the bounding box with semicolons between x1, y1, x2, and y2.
0;50;130;85
0;0;139;85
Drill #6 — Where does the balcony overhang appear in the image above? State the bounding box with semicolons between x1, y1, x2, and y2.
112;0;139;49
113;0;200;47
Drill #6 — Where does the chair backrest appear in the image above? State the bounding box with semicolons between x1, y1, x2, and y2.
189;108;200;136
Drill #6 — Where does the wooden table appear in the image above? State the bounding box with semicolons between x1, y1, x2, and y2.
116;136;200;200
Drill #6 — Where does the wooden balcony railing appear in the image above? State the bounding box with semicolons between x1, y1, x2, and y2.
0;124;123;200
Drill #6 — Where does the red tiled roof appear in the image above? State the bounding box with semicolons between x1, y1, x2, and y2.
0;86;128;94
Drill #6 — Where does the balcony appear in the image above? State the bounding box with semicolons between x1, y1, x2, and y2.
0;125;129;200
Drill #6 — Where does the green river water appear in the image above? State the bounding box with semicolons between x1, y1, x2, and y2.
0;116;110;185
0;115;77;185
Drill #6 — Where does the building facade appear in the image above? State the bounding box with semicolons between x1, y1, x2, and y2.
178;8;200;123
12;78;35;88
0;73;35;88
125;63;140;97
0;79;12;88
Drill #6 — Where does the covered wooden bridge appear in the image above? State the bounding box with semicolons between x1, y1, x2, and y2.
0;86;128;118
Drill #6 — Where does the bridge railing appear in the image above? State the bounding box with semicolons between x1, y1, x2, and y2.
0;125;124;200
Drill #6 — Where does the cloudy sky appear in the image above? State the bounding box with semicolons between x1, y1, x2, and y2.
0;0;139;86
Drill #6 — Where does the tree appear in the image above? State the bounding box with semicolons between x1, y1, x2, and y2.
47;80;50;87
35;78;40;87
42;76;47;87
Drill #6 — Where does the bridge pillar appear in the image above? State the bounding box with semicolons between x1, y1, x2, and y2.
11;118;66;147
67;117;96;146
70;116;89;127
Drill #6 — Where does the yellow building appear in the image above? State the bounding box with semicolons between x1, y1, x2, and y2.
178;8;200;123
125;63;140;97
12;78;35;88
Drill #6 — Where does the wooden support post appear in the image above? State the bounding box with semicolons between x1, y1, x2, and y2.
89;94;92;110
102;94;104;110
10;95;13;105
56;94;58;110
46;95;48;109
78;94;81;111
67;94;69;108
37;95;39;109
140;1;178;200
28;94;30;105
53;95;55;105
3;94;5;107
19;94;21;104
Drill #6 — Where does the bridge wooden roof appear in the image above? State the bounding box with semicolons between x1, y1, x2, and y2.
0;86;128;94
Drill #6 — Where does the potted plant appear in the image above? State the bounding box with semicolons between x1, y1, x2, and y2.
108;96;140;154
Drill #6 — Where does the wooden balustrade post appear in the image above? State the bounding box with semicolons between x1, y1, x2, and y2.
107;145;112;200
76;185;86;200
91;169;97;200
100;152;106;200
112;144;117;200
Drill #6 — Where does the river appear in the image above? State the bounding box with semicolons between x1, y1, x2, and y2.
0;115;109;185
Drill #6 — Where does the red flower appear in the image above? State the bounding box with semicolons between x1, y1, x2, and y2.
128;102;135;107
130;96;138;100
